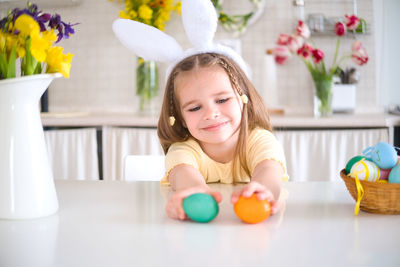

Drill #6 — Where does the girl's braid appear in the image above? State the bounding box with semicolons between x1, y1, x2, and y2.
218;59;243;95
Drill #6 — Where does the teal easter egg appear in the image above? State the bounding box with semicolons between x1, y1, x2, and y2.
183;193;219;223
350;160;380;182
345;155;366;174
388;164;400;183
363;142;397;169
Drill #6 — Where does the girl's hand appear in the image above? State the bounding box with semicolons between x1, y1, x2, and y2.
165;186;222;220
230;181;280;214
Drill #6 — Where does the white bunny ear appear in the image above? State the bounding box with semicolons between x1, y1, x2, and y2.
112;19;183;62
181;0;218;48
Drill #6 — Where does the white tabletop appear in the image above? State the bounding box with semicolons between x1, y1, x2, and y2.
1;181;399;267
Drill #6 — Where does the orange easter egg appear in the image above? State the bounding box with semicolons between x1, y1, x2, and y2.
233;194;271;224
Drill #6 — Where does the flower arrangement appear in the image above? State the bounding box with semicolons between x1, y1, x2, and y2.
268;15;368;116
114;0;181;31
111;0;180;114
0;2;77;79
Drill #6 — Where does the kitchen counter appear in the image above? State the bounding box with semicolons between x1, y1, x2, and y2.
0;180;399;267
40;112;400;128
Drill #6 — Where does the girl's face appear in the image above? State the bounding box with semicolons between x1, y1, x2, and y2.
175;65;243;148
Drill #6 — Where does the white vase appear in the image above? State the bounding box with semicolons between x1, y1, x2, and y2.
0;73;61;219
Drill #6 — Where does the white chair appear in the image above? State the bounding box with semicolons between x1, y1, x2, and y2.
123;155;166;181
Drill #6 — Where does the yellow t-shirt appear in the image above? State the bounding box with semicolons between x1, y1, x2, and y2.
161;128;288;184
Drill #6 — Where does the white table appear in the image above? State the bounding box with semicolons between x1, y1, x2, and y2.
1;181;399;267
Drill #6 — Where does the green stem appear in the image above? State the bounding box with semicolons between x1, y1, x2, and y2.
332;37;341;69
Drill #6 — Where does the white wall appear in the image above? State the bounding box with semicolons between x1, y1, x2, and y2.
374;0;400;107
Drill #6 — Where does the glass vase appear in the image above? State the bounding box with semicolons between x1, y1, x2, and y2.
312;73;333;117
136;57;159;115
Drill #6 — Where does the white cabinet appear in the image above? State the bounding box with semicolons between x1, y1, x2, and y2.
275;128;389;181
44;128;99;180
102;127;163;181
44;126;389;182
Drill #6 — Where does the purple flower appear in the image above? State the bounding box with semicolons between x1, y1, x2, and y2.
49;14;78;42
36;13;51;32
62;22;76;38
0;2;77;43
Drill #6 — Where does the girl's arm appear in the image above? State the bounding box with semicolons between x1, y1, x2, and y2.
166;164;222;220
231;159;283;214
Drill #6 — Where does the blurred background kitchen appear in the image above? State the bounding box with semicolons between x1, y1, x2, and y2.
0;0;399;182
2;0;395;113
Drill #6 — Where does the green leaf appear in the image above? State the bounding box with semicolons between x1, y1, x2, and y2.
23;38;35;76
34;62;42;74
0;52;8;79
6;46;16;78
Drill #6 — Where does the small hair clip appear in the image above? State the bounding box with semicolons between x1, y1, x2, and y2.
240;94;248;104
169;116;176;126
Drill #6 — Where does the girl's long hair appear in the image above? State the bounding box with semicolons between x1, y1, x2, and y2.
157;53;272;177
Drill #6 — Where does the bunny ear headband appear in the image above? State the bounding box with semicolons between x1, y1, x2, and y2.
112;0;249;79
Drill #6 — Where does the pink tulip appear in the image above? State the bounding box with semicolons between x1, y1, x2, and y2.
287;35;304;53
270;46;291;65
277;33;291;46
352;40;363;51
345;14;360;30
312;49;324;63
297;43;313;60
352;46;368;66
296;20;310;39
334;22;346;36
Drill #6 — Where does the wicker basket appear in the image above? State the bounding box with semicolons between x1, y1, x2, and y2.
340;169;400;214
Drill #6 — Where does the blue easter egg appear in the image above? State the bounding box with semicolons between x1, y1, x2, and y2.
363;142;397;169
183;193;219;223
389;164;400;183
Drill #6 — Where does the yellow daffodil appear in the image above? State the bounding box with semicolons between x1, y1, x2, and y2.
30;32;49;62
119;11;130;19
42;30;58;45
129;10;138;20
1;2;77;79
14;14;40;37
111;0;180;32
0;32;6;53
138;5;153;20
45;46;74;78
154;19;165;31
5;34;18;54
174;2;181;14
15;36;26;58
159;10;170;22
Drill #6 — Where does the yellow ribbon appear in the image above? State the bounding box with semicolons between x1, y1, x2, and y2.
349;159;367;216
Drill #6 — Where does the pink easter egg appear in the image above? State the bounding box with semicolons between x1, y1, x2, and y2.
379;168;391;180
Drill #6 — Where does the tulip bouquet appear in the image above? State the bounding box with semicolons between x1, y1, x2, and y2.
0;2;77;79
268;15;368;116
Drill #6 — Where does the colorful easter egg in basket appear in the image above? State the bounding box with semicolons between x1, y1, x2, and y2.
379;167;392;181
183;193;219;223
349;159;380;182
345;155;366;174
389;164;400;184
362;142;397;169
233;194;271;224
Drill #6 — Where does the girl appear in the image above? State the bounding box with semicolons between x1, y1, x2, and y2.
157;53;288;221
